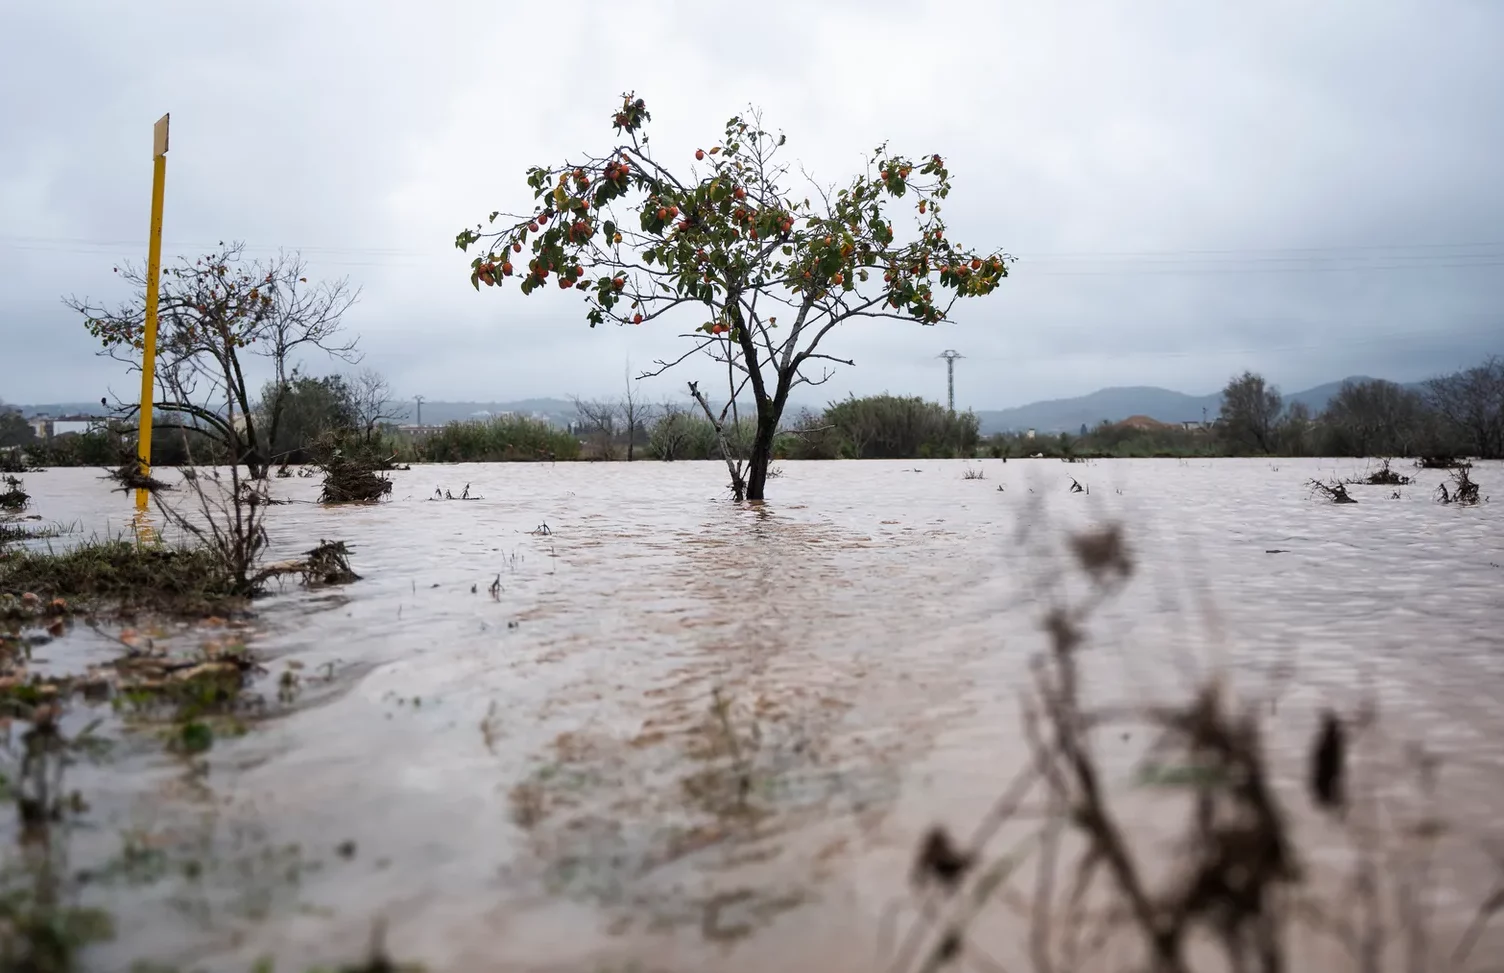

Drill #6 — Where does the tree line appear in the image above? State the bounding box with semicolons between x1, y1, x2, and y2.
556;391;979;462
9;356;1500;468
1208;360;1503;459
975;359;1501;461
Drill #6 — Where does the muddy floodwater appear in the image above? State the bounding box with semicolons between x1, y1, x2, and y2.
6;458;1504;972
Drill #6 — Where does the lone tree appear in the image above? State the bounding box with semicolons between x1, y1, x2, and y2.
457;93;1010;500
1218;371;1283;454
67;243;360;477
350;367;405;443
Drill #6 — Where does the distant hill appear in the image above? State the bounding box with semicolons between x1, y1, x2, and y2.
972;376;1426;434
975;386;1217;435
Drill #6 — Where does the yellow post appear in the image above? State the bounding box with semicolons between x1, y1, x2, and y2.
135;113;170;513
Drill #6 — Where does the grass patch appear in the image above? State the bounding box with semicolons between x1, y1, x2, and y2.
0;538;242;616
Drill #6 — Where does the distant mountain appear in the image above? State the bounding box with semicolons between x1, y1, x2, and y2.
972;376;1426;434
975;386;1218;435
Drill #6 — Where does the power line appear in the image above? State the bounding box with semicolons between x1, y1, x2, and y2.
4;236;1504;281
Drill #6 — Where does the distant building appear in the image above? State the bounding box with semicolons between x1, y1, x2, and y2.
23;413;107;440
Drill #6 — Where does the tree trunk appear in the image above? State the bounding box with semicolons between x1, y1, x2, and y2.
745;410;779;502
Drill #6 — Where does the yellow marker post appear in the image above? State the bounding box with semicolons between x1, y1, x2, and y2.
135;113;170;513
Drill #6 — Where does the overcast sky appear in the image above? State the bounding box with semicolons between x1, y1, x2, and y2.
2;0;1501;412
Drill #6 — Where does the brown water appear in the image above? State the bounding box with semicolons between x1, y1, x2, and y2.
6;458;1504;972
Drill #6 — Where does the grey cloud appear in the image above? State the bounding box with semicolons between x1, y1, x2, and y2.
2;0;1499;411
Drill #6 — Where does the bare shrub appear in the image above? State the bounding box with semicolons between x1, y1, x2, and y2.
1436;467;1484;506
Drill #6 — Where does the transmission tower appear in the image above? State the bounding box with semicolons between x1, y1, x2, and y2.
413;394;425;426
938;350;964;413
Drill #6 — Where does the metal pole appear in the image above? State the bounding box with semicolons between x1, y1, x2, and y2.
135;113;170;513
938;350;963;413
414;395;425;427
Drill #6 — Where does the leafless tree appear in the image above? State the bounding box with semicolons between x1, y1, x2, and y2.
1425;356;1504;459
1323;378;1426;457
619;364;648;462
66;243;361;477
570;396;620;460
350;367;406;443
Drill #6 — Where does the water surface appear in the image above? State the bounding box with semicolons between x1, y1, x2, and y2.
6;458;1503;971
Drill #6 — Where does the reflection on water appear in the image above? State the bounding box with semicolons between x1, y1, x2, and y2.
5;458;1504;971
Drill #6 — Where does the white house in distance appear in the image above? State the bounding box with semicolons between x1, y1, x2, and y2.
24;413;106;440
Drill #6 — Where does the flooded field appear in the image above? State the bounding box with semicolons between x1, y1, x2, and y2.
4;457;1503;972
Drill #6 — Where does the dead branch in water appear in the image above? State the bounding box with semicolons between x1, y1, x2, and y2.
1309;478;1358;504
687;379;748;501
258;539;361;587
428;484;483;501
102;459;174;495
